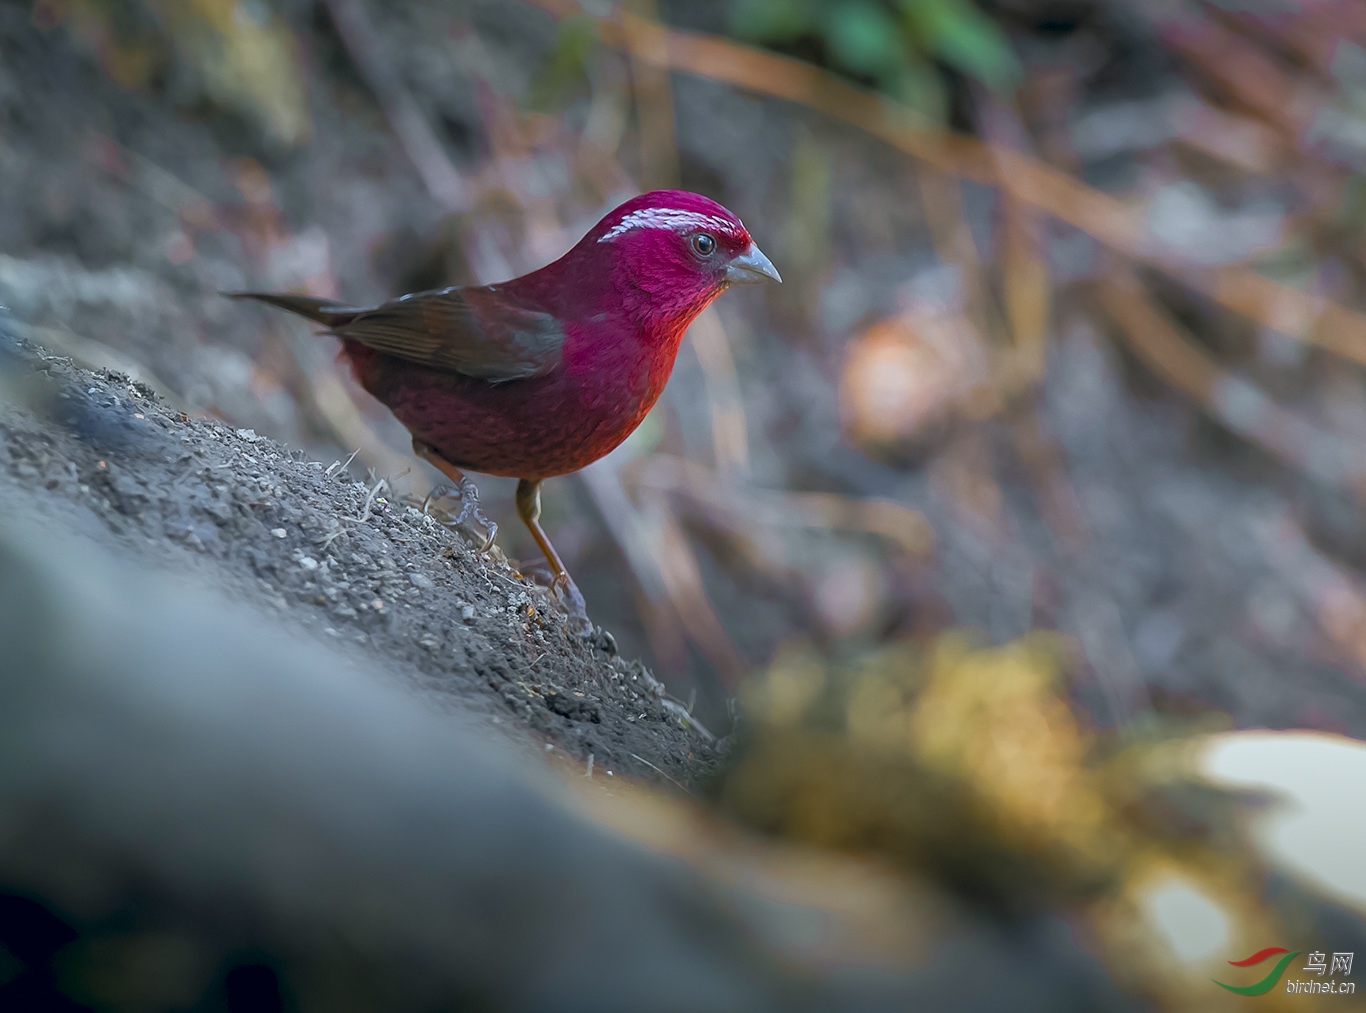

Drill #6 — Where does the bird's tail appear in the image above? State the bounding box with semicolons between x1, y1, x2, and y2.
225;292;365;328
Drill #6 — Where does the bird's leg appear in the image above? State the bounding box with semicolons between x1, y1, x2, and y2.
412;439;498;551
515;478;591;636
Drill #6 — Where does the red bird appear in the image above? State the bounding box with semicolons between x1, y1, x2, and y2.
233;190;780;632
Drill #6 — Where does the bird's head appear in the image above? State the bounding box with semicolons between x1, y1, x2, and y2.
587;190;781;326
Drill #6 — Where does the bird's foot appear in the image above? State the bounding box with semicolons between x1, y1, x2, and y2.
519;562;593;637
423;477;497;551
550;571;593;639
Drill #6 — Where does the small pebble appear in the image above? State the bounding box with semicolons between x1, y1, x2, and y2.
271;528;286;538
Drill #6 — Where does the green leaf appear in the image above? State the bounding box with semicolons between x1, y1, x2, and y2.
898;0;1019;92
729;0;814;43
823;1;906;78
890;60;946;118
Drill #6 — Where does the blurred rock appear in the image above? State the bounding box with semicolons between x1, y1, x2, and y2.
0;477;1139;1012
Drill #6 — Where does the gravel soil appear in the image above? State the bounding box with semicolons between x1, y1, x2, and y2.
0;325;715;788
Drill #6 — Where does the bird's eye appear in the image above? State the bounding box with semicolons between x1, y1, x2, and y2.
691;233;717;257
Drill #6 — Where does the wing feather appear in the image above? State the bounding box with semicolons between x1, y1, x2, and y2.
335;286;564;382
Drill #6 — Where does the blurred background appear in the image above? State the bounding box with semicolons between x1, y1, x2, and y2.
5;0;1366;1007
9;0;1366;737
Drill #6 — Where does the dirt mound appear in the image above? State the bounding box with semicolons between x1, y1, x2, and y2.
0;322;713;787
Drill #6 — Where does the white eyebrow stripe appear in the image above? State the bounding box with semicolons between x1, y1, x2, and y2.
598;208;739;242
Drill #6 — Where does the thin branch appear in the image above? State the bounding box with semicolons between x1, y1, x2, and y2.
628;752;694;796
324;448;361;479
359;476;389;523
1096;270;1366;497
325;0;471;213
688;308;750;476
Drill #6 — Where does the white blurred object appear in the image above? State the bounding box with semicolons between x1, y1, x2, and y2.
1200;730;1366;912
1141;876;1231;964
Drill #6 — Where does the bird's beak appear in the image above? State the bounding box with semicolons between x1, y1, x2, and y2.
726;243;782;285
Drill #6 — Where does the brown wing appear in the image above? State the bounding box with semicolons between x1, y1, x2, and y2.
335;285;564;383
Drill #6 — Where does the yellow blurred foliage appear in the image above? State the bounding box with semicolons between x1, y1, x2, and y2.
905;634;1112;862
36;0;310;145
721;633;1116;904
715;632;1322;1010
147;0;310;145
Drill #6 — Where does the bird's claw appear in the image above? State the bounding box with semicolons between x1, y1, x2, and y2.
513;561;591;634
423;477;498;552
550;571;593;638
